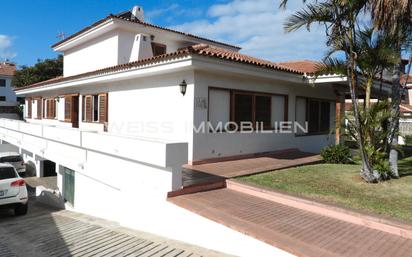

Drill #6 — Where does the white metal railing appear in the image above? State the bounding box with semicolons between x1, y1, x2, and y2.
400;120;412;136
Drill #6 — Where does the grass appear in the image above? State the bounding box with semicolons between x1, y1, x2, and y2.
237;155;412;223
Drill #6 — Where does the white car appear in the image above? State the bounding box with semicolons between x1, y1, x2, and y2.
0;164;28;216
0;152;26;176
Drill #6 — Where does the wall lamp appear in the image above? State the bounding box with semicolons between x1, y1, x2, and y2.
180;80;187;96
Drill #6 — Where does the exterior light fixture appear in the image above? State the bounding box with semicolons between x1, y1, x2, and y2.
180;80;187;96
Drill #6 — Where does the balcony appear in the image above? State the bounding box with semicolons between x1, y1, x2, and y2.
0;118;188;190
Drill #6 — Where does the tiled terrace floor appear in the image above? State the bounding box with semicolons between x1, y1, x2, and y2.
184;150;322;179
170;188;412;257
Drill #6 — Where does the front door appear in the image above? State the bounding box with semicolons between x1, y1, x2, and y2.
71;96;79;128
63;167;75;206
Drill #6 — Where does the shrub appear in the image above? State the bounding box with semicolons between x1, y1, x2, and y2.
405;135;412;146
321;144;352;164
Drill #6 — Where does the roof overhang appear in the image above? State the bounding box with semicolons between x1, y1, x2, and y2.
16;56;194;95
53;18;115;52
52;16;241;52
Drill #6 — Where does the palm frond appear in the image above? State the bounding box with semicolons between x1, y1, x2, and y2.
284;2;335;32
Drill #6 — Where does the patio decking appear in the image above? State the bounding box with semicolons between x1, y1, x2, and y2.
184;149;322;179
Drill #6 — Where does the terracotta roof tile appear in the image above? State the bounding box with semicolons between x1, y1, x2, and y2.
0;62;16;77
52;11;241;50
16;44;308;92
277;60;323;74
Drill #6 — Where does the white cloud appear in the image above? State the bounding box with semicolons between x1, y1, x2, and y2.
0;35;17;60
146;4;203;24
171;0;327;62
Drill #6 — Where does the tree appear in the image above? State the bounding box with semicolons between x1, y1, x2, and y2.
368;0;412;178
280;0;412;180
283;0;381;182
12;55;63;88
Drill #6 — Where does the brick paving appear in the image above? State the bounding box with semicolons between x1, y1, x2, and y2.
170;188;412;257
0;200;230;257
184;150;321;178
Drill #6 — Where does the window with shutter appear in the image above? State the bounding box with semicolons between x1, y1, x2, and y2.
99;93;108;124
27;99;32;118
65;96;72;121
84;96;93;122
37;99;42;119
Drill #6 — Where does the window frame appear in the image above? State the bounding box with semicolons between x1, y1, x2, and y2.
44;98;57;120
295;96;333;137
151;42;167;56
82;93;108;125
208;87;288;132
27;98;32;119
0;79;5;87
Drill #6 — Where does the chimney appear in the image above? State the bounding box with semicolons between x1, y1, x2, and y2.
131;6;144;21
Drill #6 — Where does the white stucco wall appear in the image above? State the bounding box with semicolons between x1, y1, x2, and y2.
192;71;336;161
104;71;195;160
63;31;119;77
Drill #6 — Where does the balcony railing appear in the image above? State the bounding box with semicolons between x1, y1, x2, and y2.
0;118;188;172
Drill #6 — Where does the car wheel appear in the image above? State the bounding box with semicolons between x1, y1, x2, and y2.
14;203;28;216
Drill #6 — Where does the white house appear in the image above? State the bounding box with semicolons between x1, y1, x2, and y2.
0;62;20;119
0;6;394;257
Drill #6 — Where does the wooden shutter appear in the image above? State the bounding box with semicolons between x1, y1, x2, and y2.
98;93;108;124
37;99;42;119
65;96;72;121
52;99;56;118
84;96;93;122
27;98;32;118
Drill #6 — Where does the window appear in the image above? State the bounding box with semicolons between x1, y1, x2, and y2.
208;89;230;128
45;99;56;119
208;88;287;131
233;93;253;126
65;96;72;121
0;96;6;101
0;155;23;163
151;42;166;56
0;79;5;87
0;167;17;180
295;97;331;135
83;95;93;122
83;93;108;124
93;95;99;122
36;99;42;119
27;99;32;118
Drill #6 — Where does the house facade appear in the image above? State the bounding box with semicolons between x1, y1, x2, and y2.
0;6;393;256
0;62;20;119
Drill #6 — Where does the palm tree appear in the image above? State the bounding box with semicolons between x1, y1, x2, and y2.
368;0;412;178
280;0;412;179
284;0;381;182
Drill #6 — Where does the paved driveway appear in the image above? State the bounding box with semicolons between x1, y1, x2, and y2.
0;200;230;257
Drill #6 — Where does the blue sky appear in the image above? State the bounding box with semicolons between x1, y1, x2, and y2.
1;0;328;67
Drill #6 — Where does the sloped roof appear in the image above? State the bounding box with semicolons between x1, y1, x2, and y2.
277;60;323;74
52;11;241;50
16;44;309;92
0;62;16;77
